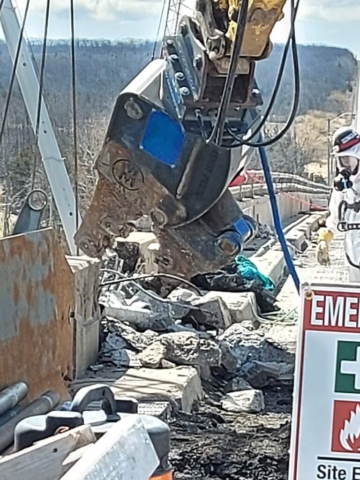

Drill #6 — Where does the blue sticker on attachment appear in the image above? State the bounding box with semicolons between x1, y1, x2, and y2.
141;110;184;167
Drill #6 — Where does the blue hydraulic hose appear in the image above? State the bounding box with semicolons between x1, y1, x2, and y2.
258;145;300;293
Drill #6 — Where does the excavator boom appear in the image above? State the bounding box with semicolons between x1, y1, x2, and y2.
74;0;288;279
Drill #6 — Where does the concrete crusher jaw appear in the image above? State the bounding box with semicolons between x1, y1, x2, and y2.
74;0;287;279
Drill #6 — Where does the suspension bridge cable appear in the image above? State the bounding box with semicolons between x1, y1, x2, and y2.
31;0;51;190
151;0;167;60
0;0;31;150
70;0;79;238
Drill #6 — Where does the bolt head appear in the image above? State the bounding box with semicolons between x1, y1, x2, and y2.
175;72;185;81
124;98;143;120
151;208;168;227
216;236;240;256
180;87;190;96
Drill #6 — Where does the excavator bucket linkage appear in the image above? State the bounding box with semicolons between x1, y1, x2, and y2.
74;0;287;278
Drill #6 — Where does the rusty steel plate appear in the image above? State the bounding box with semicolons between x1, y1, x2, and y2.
0;228;74;402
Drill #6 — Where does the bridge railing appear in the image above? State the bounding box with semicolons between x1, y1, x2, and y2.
230;169;331;201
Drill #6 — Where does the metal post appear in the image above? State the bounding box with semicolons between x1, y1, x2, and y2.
0;0;80;254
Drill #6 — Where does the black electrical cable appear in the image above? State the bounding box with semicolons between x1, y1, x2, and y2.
151;0;167;60
243;28;299;146
237;0;300;144
32;0;51;190
70;0;79;239
101;272;202;295
205;0;249;146
0;0;31;149
228;0;301;148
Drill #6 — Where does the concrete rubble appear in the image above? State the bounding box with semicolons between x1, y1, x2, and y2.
221;390;265;413
0;213;325;478
91;238;298;415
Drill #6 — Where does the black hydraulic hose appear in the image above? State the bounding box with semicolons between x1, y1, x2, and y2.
241;0;300;144
227;0;301;148
206;0;249;146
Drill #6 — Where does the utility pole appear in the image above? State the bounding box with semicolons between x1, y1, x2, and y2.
0;0;80;254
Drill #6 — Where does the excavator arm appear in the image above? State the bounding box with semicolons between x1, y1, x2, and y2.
74;0;287;279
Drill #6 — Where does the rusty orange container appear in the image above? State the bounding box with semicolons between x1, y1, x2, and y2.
151;472;173;479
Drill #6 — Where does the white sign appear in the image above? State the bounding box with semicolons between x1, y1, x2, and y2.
289;283;360;480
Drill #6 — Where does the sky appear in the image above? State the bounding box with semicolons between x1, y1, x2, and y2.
2;0;359;57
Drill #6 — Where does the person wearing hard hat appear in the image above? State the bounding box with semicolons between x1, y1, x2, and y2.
317;126;360;281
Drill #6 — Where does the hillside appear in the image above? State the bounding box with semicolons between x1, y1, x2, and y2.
0;40;356;223
0;41;355;122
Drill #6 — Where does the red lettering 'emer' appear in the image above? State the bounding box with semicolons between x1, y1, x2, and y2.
304;293;360;332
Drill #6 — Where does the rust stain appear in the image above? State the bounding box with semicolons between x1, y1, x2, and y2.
0;228;74;402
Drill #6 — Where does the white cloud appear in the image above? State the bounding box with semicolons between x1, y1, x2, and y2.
294;0;360;22
14;0;164;22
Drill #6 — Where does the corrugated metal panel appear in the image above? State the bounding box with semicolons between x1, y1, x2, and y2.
0;228;74;401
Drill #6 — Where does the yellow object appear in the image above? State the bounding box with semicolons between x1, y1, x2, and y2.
318;228;334;243
223;0;287;58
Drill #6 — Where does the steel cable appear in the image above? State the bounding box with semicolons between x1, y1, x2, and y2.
31;0;51;190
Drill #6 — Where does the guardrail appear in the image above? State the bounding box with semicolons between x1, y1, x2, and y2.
230;170;331;201
247;170;331;190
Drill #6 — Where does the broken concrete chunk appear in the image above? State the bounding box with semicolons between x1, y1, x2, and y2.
242;361;295;389
265;325;298;355
108;320;158;351
101;292;176;332
218;340;238;373
103;332;129;351
161;359;176;369
105;348;142;368
116;232;159;274
200;291;258;324
219;324;264;368
110;366;204;413
114;239;140;273
225;377;252;393
190;294;232;331
137;342;167;369
128;291;190;320
218;323;295;386
221;390;265;414
159;332;221;370
167;288;199;303
136;332;221;379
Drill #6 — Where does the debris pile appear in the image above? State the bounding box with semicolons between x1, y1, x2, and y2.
95;242;297;416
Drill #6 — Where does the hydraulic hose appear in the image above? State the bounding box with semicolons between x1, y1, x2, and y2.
258;145;300;293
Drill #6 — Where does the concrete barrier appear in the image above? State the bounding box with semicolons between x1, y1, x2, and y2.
239;192;328;229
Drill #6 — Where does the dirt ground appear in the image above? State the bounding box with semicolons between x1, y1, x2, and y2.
170;385;292;480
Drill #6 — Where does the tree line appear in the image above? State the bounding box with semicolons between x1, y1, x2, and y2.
0;39;356;228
